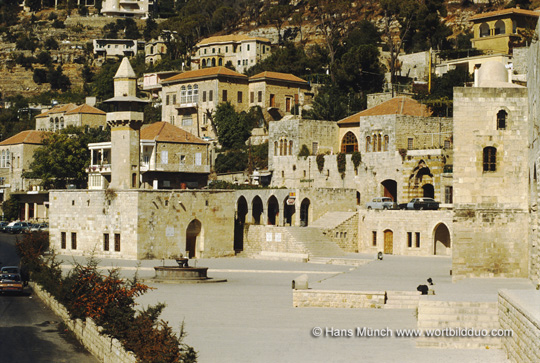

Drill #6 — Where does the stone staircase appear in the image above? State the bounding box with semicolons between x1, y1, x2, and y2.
416;300;502;349
310;211;357;229
286;227;346;258
384;291;422;309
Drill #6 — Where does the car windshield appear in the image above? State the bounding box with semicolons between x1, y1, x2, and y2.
1;274;21;281
7;222;16;226
1;267;19;273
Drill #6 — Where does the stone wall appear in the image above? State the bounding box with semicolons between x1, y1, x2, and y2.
528;19;540;285
323;213;358;252
293;290;386;308
499;289;540;363
394;116;452;150
453;86;529;279
359;210;453;256
244;225;308;255
31;282;136;363
50;189;236;260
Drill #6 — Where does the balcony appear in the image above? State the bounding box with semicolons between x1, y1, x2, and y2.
86;164;111;174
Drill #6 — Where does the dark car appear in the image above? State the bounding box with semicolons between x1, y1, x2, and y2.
0;221;8;232
5;222;31;234
404;198;440;210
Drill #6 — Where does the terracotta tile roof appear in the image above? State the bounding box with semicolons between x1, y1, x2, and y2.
249;71;308;84
0;130;51;146
35;103;78;118
337;97;432;126
141;122;208;144
162;67;247;83
470;8;540;21
64;104;106;115
196;34;271;46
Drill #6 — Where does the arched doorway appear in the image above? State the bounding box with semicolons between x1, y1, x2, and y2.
422;184;434;198
234;197;248;252
283;196;295;226
300;198;310;227
186;219;202;258
383;230;393;254
381;179;397;201
433;223;451;256
341;131;358;153
267;196;279;225
252;196;263;224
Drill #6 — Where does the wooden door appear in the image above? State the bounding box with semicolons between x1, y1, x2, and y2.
384;230;393;254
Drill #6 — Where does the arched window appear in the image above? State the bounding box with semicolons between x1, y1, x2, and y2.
193;85;199;103
50;118;54;130
274;141;278;156
202;59;206;67
497;110;507;130
494;20;505;35
279;139;283;156
180;86;186;104
480;23;490;37
483;147;497;172
55;117;59;131
377;134;382;152
211;58;216;67
366;136;371;152
289;140;293;155
341;131;358;153
187;85;193;103
283;139;287;156
372;135;376;152
150;46;154;54
1;150;4;168
512;20;517;34
60;117;64;129
218;58;223;66
383;135;389;151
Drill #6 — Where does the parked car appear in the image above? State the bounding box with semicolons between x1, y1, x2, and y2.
5;221;31;234
0;273;24;294
29;223;48;233
0;221;8;232
1;266;20;274
366;197;397;210
402;198;440;210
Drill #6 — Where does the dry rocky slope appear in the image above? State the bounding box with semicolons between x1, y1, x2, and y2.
0;2;501;99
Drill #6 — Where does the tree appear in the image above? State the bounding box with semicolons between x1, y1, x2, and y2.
263;3;292;45
24;127;109;189
33;68;48;84
306;85;348;121
92;60;121;100
213;102;255;150
47;66;71;91
2;197;19;221
44;37;59;50
143;18;159;41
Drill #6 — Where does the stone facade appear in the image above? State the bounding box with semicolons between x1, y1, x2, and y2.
35;103;106;131
49;189;236;260
359;210;452;256
452;83;529;279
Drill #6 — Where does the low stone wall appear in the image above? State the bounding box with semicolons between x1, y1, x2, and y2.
499;289;540;363
293;289;385;309
30;283;136;363
244;225;307;255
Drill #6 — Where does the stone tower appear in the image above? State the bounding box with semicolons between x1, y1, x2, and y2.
452;62;529;279
105;57;147;189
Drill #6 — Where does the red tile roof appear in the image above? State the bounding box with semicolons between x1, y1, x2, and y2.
470;8;540;21
140;122;208;144
196;34;271;46
249;71;308;84
337;97;432;126
64;104;106;115
35;103;78;118
0;130;51;146
162;67;247;83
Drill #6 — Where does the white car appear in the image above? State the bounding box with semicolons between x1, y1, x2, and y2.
366;197;397;210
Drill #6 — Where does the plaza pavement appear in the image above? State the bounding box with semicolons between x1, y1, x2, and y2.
56;254;536;363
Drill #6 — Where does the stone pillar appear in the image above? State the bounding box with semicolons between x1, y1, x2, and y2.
24;203;29;221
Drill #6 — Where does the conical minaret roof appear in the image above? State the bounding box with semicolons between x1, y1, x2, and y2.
114;57;137;79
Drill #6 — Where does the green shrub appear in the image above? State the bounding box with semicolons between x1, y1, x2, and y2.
316;154;325;173
298;144;310;158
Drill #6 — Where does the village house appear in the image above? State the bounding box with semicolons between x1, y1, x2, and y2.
191;35;272;73
35;103;107;131
93;39;145;59
100;0;153;18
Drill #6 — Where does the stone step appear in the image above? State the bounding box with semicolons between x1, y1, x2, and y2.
286;227;346;257
310;211;357;229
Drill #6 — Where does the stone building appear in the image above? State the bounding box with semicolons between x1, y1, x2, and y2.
160;67;312;140
452;61;529;280
93;39;145;59
470;7;539;55
87;121;210;190
35;103;106;131
0;130;50;220
101;0;153;18
191;35;272;74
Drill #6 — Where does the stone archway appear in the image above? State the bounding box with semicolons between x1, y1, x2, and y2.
300;198;310;227
252;196;263;225
283;195;296;226
433;223;451;256
381;179;397;201
234;197;248;252
267;196;279;225
422;184;434;198
186;219;202;258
